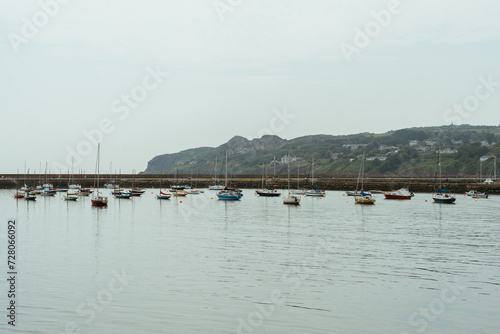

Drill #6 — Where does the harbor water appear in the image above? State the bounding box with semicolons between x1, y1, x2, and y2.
0;189;499;333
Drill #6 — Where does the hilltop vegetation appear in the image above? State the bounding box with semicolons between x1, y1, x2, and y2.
142;125;500;177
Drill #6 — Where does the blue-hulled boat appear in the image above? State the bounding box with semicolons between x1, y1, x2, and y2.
217;188;243;200
217;151;243;201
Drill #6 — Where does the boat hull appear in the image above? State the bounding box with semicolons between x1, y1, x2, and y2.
305;191;326;197
355;196;376;204
156;195;171;200
432;193;456;203
283;196;301;205
384;194;411;200
432;197;456;204
91;197;108;206
346;191;361;196
255;190;281;197
217;195;242;200
115;195;131;199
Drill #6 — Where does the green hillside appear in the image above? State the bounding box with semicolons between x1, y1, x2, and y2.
142;125;500;177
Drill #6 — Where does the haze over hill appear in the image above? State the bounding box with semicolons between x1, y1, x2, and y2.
142;125;500;177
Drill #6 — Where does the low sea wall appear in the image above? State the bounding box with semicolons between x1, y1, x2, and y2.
1;174;499;194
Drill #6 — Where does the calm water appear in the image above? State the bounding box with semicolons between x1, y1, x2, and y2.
0;189;499;333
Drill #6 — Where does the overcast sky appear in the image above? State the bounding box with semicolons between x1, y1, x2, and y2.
2;0;500;174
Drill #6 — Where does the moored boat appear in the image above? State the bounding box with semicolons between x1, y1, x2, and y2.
354;152;376;205
25;194;36;201
115;192;132;199
256;188;281;197
91;144;108;207
283;152;301;205
306;158;326;197
14;191;25;199
432;150;456;204
156;190;171;200
217;151;242;201
384;188;412;200
217;188;243;200
305;189;326;197
64;193;78;201
355;193;376;205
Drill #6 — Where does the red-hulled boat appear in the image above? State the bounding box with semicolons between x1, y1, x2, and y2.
91;195;108;206
384;188;413;200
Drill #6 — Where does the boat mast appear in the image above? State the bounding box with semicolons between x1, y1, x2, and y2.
297;163;300;190
225;150;228;187
360;151;365;192
287;149;291;194
311;158;314;188
261;162;265;188
69;157;74;187
479;158;482;183
96;144;101;190
215;156;218;185
494;157;497;182
439;149;442;189
273;155;276;179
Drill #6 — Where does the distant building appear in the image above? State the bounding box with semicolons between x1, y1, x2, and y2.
416;146;428;153
409;140;419;146
367;156;387;161
452;140;463;145
280;155;298;164
379;145;399;151
425;140;437;146
343;144;368;150
440;148;457;154
481;141;490;147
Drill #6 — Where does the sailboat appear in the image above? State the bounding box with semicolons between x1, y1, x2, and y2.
256;160;281;197
291;163;306;195
63;158;78;201
91;144;108;207
346;159;364;196
130;170;145;196
217;151;243;200
432;150;456;204
305;158;326;197
354;152;375;205
156;170;171;200
209;156;225;190
112;170;131;198
283;150;301;205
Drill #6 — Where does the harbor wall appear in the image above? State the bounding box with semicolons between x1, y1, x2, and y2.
1;174;499;194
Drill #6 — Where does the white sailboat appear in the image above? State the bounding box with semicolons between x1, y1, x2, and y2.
283;150;301;205
305;158;326;197
209;156;225;190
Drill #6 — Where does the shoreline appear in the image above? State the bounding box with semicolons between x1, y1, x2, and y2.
1;174;499;194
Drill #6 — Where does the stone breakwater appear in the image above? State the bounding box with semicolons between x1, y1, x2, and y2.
1;174;499;194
